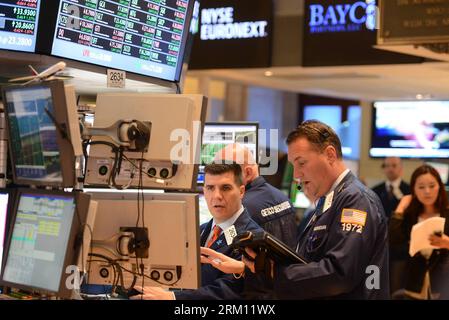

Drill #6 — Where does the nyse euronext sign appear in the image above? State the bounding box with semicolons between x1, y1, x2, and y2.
200;7;268;41
309;0;377;33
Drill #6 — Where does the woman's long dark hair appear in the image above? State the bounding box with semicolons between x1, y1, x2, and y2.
404;164;449;223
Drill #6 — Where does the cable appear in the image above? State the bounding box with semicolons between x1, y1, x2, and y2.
73;193;95;289
88;253;123;294
139;151;145;299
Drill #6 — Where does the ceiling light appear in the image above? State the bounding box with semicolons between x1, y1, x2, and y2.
416;94;433;100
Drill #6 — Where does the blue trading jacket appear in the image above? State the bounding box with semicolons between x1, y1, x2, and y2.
174;208;262;300
274;172;390;299
243;176;297;249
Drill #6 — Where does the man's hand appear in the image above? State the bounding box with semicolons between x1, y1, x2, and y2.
129;286;174;300
242;248;275;278
242;247;257;273
200;247;245;274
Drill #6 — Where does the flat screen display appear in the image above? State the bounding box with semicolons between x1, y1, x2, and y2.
50;0;194;82
201;123;258;164
370;101;449;158
0;0;41;52
4;85;63;184
198;194;212;225
302;0;422;66
2;192;76;292
188;0;272;69
198;122;258;184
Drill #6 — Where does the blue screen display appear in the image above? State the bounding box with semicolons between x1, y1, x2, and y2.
0;0;41;52
50;0;192;82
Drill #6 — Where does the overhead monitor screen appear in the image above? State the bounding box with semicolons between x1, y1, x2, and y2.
370;101;449;158
302;0;422;66
0;0;41;52
188;0;273;69
2;192;76;292
51;0;194;82
4;85;62;184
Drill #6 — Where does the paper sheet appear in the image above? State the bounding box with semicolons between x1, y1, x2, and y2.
409;216;446;257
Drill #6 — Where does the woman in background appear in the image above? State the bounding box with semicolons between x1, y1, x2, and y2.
389;164;449;299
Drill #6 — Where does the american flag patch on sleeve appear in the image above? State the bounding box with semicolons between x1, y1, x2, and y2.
341;208;367;226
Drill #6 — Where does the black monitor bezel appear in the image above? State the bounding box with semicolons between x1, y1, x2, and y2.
0;188;90;299
2;80;76;187
0;188;18;276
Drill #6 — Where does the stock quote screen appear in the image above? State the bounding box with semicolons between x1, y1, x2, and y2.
0;0;41;52
51;0;192;82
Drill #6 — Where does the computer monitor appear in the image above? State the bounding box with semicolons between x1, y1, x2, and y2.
86;191;200;290
2;80;82;187
370;101;449;158
0;189;91;299
47;0;195;82
84;93;207;191
198;194;212;225
198;122;259;184
0;0;42;52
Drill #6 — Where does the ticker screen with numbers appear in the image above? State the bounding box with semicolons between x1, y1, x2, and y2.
50;0;193;82
0;0;41;52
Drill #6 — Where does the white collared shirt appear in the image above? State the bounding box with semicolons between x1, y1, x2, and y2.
205;205;245;246
386;178;404;199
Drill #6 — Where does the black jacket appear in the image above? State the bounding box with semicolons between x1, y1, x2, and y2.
372;180;411;218
243;176;297;249
389;208;449;299
242;176;298;299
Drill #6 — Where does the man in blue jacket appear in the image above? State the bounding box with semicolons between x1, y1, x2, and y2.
215;143;297;248
215;143;297;299
244;120;390;299
134;163;262;300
